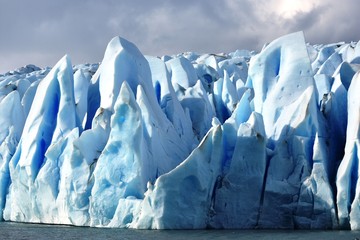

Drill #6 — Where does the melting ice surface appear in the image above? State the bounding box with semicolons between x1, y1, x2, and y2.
0;32;360;229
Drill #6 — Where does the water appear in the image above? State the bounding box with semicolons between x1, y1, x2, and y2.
0;222;360;240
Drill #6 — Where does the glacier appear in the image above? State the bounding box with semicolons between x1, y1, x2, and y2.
0;31;360;229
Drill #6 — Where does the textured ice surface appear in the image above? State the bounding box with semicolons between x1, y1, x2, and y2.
0;32;360;229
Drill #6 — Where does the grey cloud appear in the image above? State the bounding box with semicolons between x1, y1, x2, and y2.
1;0;360;73
283;0;360;45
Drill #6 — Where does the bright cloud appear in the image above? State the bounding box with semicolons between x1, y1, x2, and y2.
274;0;318;18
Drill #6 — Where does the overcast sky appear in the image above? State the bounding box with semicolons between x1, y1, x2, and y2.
1;0;360;73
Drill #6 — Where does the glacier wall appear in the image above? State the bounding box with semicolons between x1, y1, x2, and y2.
0;32;360;229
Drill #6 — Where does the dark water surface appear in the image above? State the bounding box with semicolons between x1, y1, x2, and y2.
1;222;360;240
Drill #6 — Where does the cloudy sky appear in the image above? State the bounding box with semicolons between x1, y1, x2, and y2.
1;0;359;73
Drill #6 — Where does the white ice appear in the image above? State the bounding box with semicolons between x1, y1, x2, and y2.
0;32;359;230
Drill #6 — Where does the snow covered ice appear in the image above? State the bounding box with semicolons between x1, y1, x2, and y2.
0;31;360;229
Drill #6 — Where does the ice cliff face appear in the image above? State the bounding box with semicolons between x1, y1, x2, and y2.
0;32;360;229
